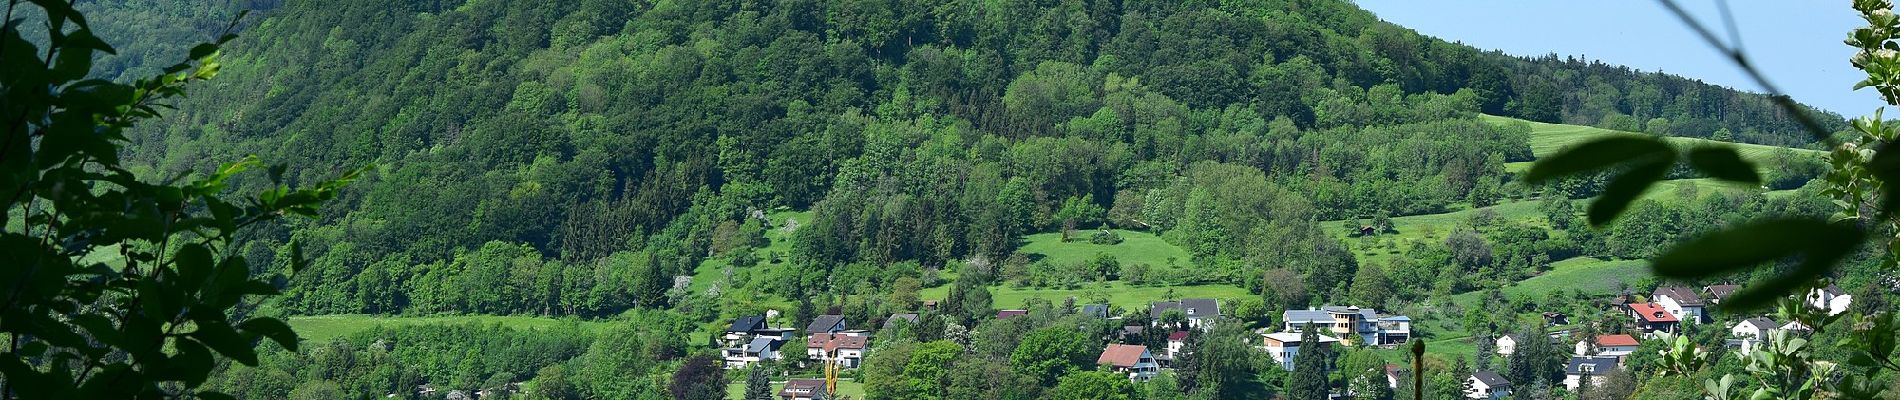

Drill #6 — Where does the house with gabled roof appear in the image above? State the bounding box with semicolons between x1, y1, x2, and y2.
1653;286;1706;324
1151;299;1221;329
1626;303;1679;335
1097;344;1159;381
1807;285;1852;316
1162;331;1190;366
1732;317;1777;340
882;313;919;331
996;309;1028;319
778;379;827;400
807;333;871;368
1575;334;1640;359
1705;284;1741;304
1468;371;1512;400
805;315;846;335
1563;357;1617;390
1260;332;1340;371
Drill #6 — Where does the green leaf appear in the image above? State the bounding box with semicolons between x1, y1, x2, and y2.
187;319;258;367
198;392;239;400
1525;136;1674;184
238;317;300;352
174;243;215;287
1686;147;1762;184
1866;145;1900;217
1662;219;1868;312
1588;159;1670;227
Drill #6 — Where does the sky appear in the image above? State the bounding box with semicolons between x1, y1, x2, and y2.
1355;1;1879;117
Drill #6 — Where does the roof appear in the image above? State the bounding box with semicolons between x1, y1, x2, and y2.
1097;344;1151;368
1654;286;1705;306
1739;317;1777;330
1628;303;1679;323
728;316;766;333
883;313;919;330
1261;332;1341;345
805;315;846;334
807;333;870;351
779;379;825;397
1820;285;1847;296
1283;309;1332;325
1122;325;1146;335
746;337;783;353
1167;331;1190;342
1378;315;1411;322
1152;299;1220;319
1566;357;1618;375
1080;304;1111;318
1472;371;1511;388
1385;364;1404;378
1321;305;1379;320
1594;334;1640;347
1706;284;1741;300
997;309;1028;319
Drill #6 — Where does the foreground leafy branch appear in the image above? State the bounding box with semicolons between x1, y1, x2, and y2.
1;2;359;398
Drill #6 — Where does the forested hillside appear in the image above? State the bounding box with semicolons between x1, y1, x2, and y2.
68;0;1888;398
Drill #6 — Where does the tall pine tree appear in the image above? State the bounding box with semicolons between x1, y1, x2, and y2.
1286;322;1330;399
744;365;773;400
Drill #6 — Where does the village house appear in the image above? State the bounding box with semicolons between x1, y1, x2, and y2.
1468;371;1512;400
1625;303;1679;335
1705;284;1741;304
1283;306;1411;347
778;379;827;400
1384;364;1405;389
1495;335;1518;356
1080;304;1111;319
722;316;796;369
1151;298;1221;329
1652;286;1707;324
882;313;918;331
1807;285;1853;316
1260;332;1341;371
1563;357;1618;390
1162;331;1190;366
805;315;847;335
1732;317;1777;340
1574;334;1640;360
806;332;871;368
996;309;1028;319
1097;344;1160;381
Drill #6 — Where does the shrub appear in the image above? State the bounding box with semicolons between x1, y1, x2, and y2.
1088;230;1125;245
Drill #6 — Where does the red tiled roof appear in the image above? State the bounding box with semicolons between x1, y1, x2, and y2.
1097;344;1150;368
807;333;869;351
1594;334;1639;347
1628;303;1678;323
1167;331;1190;342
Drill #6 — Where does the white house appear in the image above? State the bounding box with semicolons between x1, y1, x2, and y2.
1574;334;1640;359
1563;357;1617;390
1495;335;1518;356
1807;286;1853;316
1283;306;1411;347
1468;371;1512;400
806;333;870;368
1152;298;1221;329
725;336;786;369
1261;332;1341;371
1731;317;1777;340
1097;344;1160;381
1163;331;1190;366
1653;286;1706;324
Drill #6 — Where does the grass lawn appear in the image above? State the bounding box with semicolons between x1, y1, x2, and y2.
1326;200;1547;265
686;210;811;308
917;281;1251;310
1480;114;1823;161
1447;257;1650;309
288;314;602;343
726;380;864;400
1017;229;1191;269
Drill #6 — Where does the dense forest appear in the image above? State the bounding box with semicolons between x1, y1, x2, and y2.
50;0;1891;399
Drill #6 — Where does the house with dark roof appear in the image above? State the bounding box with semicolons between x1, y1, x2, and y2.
1732;317;1777;340
882;313;919;331
1653;286;1706;324
805;315;846;335
1468;371;1512;400
1705;284;1741;304
1563;357;1618;390
778;379;827;400
1097;344;1159;381
1625;303;1679;335
1151;299;1221;329
722;316;769;348
996;309;1028;319
1080;304;1111;319
722;336;787;369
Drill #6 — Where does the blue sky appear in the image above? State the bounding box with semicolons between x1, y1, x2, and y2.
1356;1;1879;117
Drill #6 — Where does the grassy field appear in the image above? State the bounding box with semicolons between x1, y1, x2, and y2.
288;314;602;343
1480;114;1823;160
917;281;1251;310
686;210;811;305
1327;200;1549;265
1448;257;1650;309
726;380;863;400
1017;229;1192;269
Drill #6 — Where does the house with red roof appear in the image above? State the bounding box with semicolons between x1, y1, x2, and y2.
1625;303;1679;335
1162;331;1190;366
1097;344;1159;381
1574;334;1641;360
806;332;871;368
